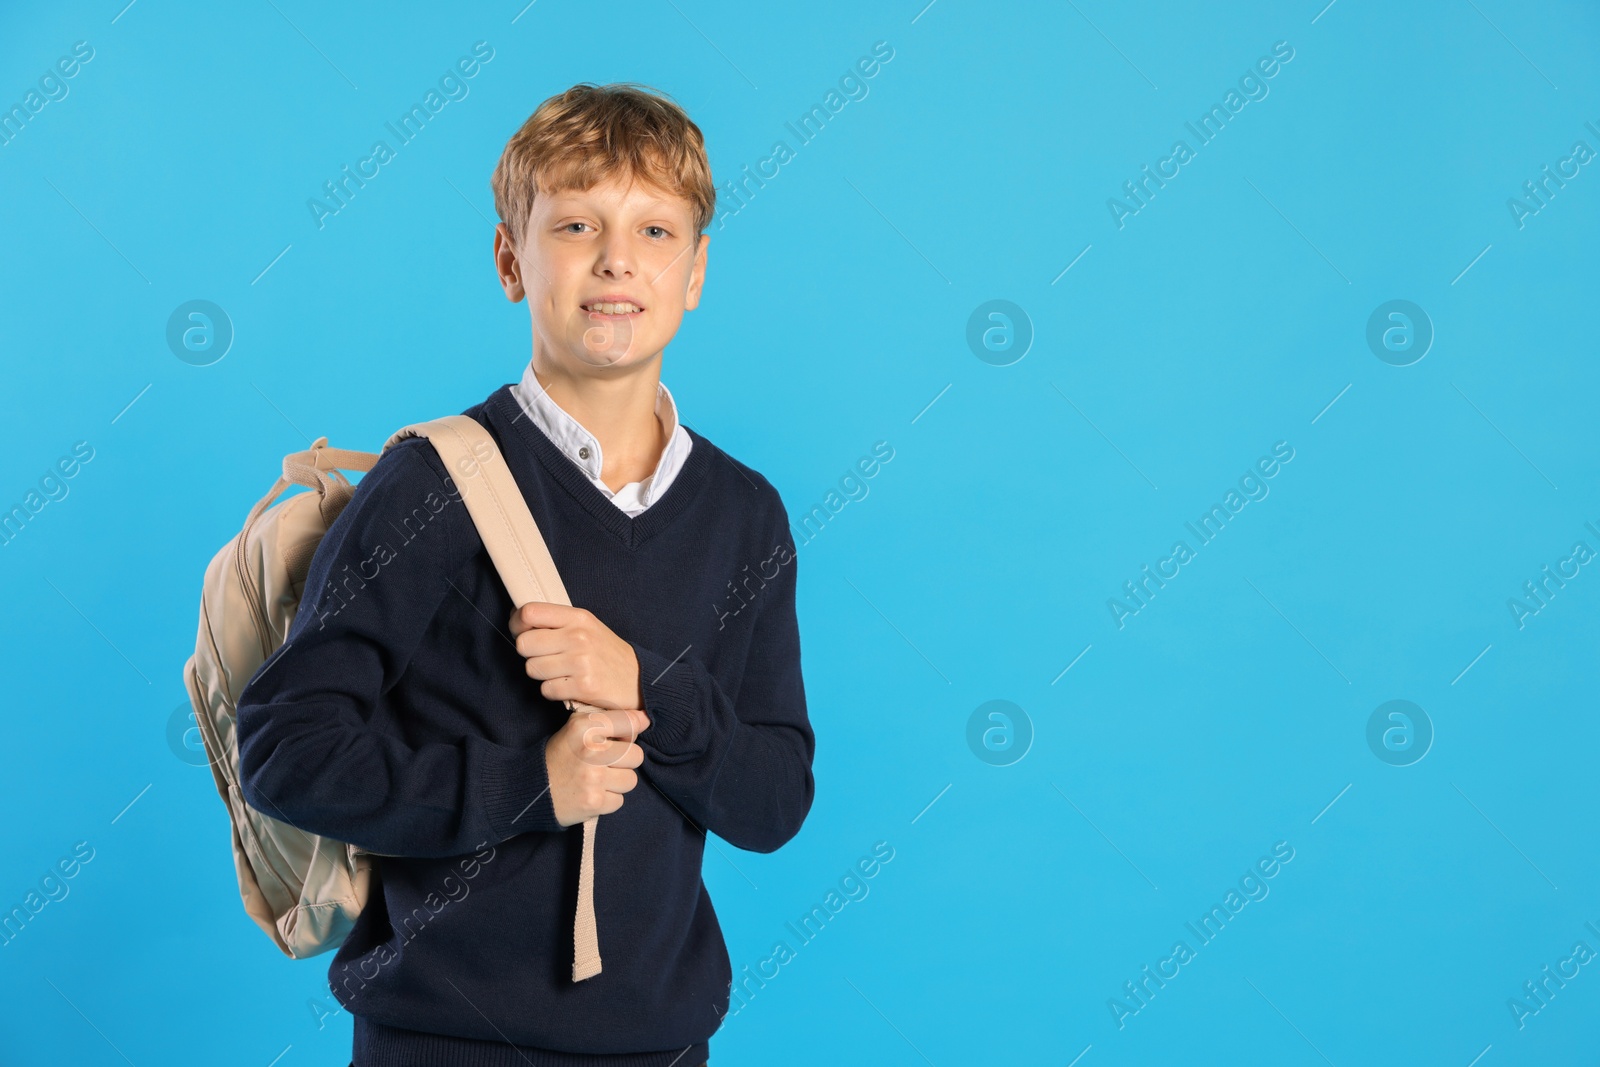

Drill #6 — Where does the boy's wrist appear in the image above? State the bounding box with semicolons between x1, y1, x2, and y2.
630;645;645;709
481;738;565;838
630;640;703;756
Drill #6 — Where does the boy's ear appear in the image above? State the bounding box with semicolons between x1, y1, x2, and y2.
493;222;526;303
683;234;710;312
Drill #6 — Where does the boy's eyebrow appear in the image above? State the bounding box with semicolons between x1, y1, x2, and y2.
546;191;678;212
542;204;690;227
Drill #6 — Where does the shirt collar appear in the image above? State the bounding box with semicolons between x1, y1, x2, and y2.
510;360;683;501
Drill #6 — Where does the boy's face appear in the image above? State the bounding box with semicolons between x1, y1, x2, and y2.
494;172;708;373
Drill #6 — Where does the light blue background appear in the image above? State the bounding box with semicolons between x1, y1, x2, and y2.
3;0;1599;1063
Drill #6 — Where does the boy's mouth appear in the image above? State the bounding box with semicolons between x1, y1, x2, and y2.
581;300;645;317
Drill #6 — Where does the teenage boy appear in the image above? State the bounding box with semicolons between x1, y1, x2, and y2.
236;82;815;1067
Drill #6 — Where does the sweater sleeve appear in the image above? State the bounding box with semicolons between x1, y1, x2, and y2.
627;499;814;854
235;440;565;860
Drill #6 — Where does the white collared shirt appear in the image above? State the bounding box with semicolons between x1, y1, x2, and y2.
510;361;693;517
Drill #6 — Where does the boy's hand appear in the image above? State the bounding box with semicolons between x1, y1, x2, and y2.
510;602;645;711
545;707;650;826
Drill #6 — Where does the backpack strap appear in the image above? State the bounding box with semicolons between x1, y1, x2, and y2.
382;414;605;983
384;417;570;608
280;438;380;526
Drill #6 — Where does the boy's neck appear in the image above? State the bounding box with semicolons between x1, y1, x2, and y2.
527;356;669;493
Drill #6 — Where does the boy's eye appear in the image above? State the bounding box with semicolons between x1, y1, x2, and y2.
561;223;671;239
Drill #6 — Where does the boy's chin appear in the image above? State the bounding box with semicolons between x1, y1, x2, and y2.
560;342;657;371
550;308;658;369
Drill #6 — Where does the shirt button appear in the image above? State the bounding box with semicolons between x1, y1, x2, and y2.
578;446;591;460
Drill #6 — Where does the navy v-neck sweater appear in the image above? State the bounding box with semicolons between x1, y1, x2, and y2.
235;383;814;1066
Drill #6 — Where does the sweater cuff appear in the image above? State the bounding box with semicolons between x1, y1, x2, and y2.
632;641;704;757
480;737;565;839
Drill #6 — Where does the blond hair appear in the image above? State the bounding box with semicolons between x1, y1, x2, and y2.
490;82;716;247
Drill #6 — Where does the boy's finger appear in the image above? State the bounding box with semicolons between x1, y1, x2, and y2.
601;708;650;739
577;707;650;741
514;627;566;659
565;712;647;767
604;751;643;777
515;601;560;633
518;651;569;682
579;740;643;773
508;601;574;635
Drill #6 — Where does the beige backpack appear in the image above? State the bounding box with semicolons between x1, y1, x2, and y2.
182;415;604;981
